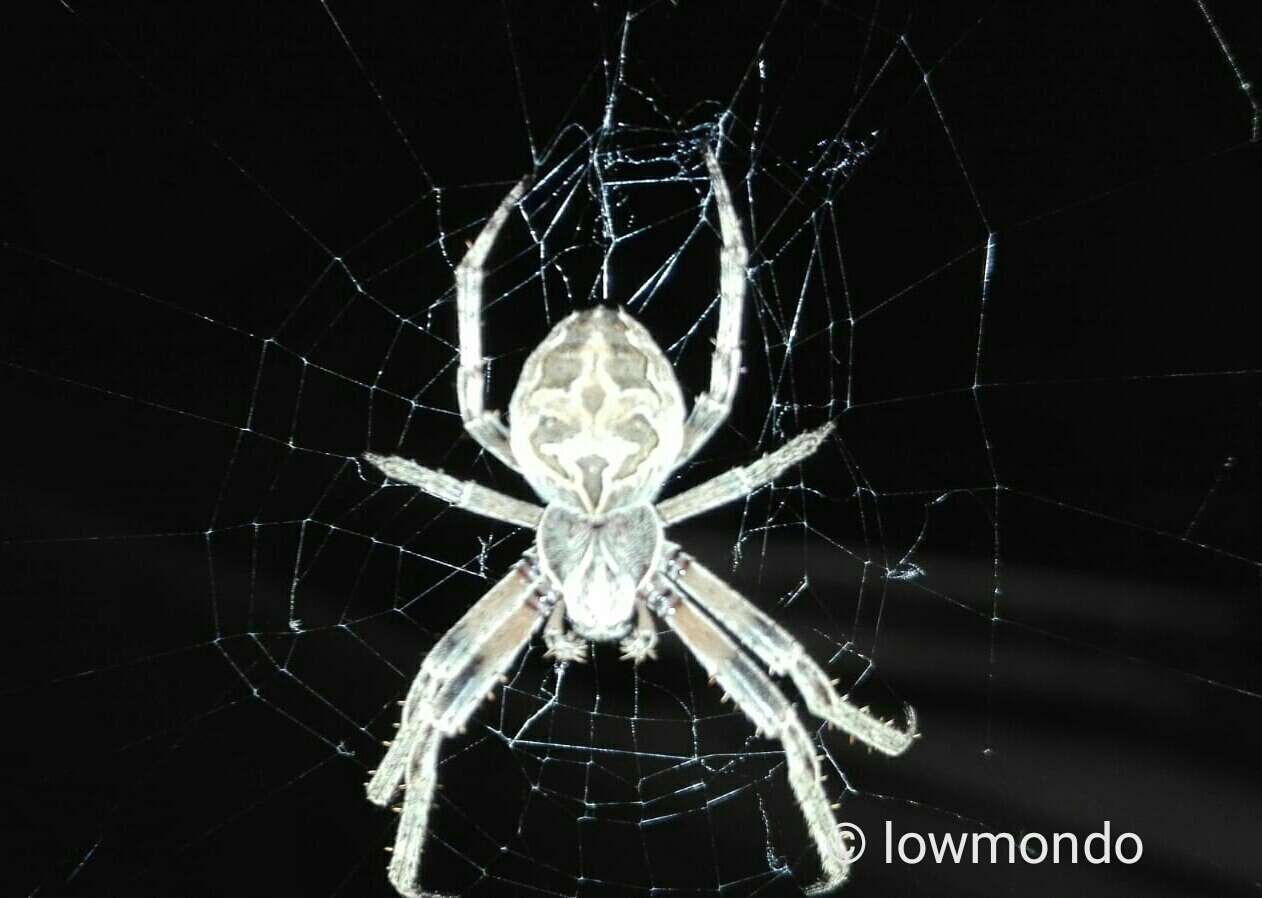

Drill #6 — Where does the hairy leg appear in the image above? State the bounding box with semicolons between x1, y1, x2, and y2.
454;176;532;471
367;559;547;897
678;149;749;463
660;587;854;894
364;453;543;529
664;547;916;756
657;423;835;526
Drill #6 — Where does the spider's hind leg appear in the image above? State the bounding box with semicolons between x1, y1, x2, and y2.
677;149;749;463
454;176;532;472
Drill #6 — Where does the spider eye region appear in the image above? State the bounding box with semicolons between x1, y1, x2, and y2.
509;307;685;513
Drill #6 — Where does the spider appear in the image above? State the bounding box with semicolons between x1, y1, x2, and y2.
363;150;918;897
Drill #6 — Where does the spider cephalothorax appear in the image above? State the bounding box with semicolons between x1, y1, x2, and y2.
363;150;918;898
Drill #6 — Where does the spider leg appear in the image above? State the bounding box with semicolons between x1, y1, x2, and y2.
455;175;532;472
657;423;835;527
368;557;548;898
663;547;916;756
364;453;543;529
368;556;545;803
658;585;853;894
678;149;749;464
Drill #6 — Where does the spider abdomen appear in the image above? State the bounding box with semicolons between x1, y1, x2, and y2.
509;307;686;514
536;503;664;641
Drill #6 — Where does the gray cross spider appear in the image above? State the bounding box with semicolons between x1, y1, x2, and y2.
363;150;917;896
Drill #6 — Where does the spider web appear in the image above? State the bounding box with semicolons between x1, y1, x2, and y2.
4;3;1261;897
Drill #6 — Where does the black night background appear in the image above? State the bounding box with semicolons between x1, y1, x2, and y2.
3;3;1260;897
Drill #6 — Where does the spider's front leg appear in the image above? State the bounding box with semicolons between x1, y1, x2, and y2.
664;546;916;756
368;556;548;898
658;583;854;894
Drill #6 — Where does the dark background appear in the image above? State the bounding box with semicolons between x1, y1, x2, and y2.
3;3;1260;897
